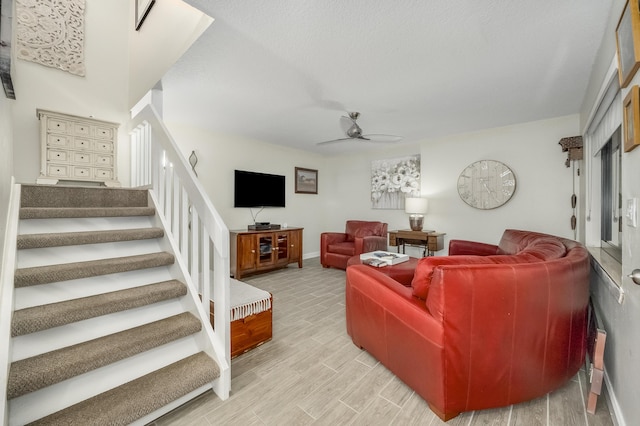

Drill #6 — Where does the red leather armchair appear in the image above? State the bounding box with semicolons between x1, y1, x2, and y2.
321;220;388;270
346;229;589;420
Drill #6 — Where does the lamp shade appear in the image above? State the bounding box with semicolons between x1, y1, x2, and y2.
405;197;428;214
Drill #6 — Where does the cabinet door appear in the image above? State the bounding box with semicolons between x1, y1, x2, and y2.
275;232;289;265
237;234;257;272
288;230;301;263
257;233;275;267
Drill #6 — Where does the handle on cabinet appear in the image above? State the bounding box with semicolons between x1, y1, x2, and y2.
628;269;640;285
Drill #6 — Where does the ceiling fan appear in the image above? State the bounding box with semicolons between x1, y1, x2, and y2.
316;112;403;145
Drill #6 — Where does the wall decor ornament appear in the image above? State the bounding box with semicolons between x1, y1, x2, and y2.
371;155;421;210
457;160;516;210
15;0;86;76
295;167;318;194
616;0;640;88
558;136;584;167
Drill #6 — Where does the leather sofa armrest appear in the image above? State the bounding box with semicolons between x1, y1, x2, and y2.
321;232;349;266
448;239;499;256
321;232;347;246
356;235;388;254
346;265;443;343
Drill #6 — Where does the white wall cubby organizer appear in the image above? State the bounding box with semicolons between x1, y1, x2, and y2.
36;109;120;187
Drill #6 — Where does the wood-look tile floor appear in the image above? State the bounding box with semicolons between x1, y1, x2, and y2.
151;257;614;426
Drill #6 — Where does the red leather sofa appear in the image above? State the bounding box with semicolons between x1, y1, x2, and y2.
320;220;388;270
345;229;589;420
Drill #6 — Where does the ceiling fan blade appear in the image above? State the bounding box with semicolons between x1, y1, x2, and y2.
316;137;354;146
362;134;403;143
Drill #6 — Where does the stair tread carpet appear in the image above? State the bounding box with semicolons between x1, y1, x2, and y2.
17;227;164;249
12;280;187;337
20;185;149;208
27;352;219;426
8;312;202;399
19;206;156;219
14;251;175;287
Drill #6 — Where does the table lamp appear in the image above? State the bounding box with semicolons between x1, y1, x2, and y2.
405;197;428;231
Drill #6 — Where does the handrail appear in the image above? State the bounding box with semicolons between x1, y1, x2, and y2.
0;180;20;424
129;104;230;399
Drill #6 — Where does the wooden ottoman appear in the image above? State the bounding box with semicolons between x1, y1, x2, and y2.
347;255;420;286
209;279;273;358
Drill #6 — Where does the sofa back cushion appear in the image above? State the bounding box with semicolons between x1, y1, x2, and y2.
411;256;497;300
519;237;566;260
412;233;568;300
345;220;387;242
497;229;567;259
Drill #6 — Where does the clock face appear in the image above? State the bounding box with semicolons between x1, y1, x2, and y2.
457;160;516;209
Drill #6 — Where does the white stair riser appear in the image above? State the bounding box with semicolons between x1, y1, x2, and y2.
18;216;154;235
11;298;192;361
130;385;212;426
16;239;165;268
9;336;205;426
14;267;175;309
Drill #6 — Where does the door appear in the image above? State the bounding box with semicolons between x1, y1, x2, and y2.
288;230;301;264
237;234;257;273
257;233;275;268
275;232;289;266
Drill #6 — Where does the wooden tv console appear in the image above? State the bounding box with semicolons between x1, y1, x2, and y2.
230;227;303;279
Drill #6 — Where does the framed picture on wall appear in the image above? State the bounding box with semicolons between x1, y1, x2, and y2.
295;167;318;194
616;0;640;88
135;0;156;31
624;85;640;152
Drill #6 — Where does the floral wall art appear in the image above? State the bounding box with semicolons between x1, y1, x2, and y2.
371;155;421;209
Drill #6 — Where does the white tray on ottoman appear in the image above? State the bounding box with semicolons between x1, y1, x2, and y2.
360;251;410;266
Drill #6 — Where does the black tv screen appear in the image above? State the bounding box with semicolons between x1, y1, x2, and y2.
234;170;286;208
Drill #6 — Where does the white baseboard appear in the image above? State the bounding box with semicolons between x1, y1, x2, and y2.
604;367;625;426
303;251;320;259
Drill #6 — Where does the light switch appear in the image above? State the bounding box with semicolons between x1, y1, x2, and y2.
626;198;638;227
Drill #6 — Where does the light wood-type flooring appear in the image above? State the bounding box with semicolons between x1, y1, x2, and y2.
152;257;614;426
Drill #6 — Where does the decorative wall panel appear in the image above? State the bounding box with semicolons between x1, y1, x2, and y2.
16;0;85;76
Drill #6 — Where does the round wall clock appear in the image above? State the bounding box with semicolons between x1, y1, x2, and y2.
457;160;516;209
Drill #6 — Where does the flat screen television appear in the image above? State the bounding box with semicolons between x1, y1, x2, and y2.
234;169;285;208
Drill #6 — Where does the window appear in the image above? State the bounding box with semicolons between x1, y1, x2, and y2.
600;126;622;262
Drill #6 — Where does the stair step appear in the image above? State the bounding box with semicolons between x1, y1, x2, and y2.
21;185;149;208
14;251;175;287
28;352;219;426
17;227;164;249
12;280;187;337
20;206;156;219
8;312;202;399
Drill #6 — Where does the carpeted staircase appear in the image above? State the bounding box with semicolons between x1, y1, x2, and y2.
7;184;220;425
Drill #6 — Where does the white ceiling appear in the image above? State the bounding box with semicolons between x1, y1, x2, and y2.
164;0;613;155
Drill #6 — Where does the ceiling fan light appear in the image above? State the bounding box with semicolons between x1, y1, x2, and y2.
346;124;362;138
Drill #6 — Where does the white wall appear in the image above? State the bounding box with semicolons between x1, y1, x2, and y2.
421;115;581;245
12;0;131;185
325;115;580;256
0;91;13;256
164;122;328;257
166;115;579;259
10;0;209;187
128;0;212;107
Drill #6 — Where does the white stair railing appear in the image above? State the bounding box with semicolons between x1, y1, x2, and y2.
129;104;230;400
